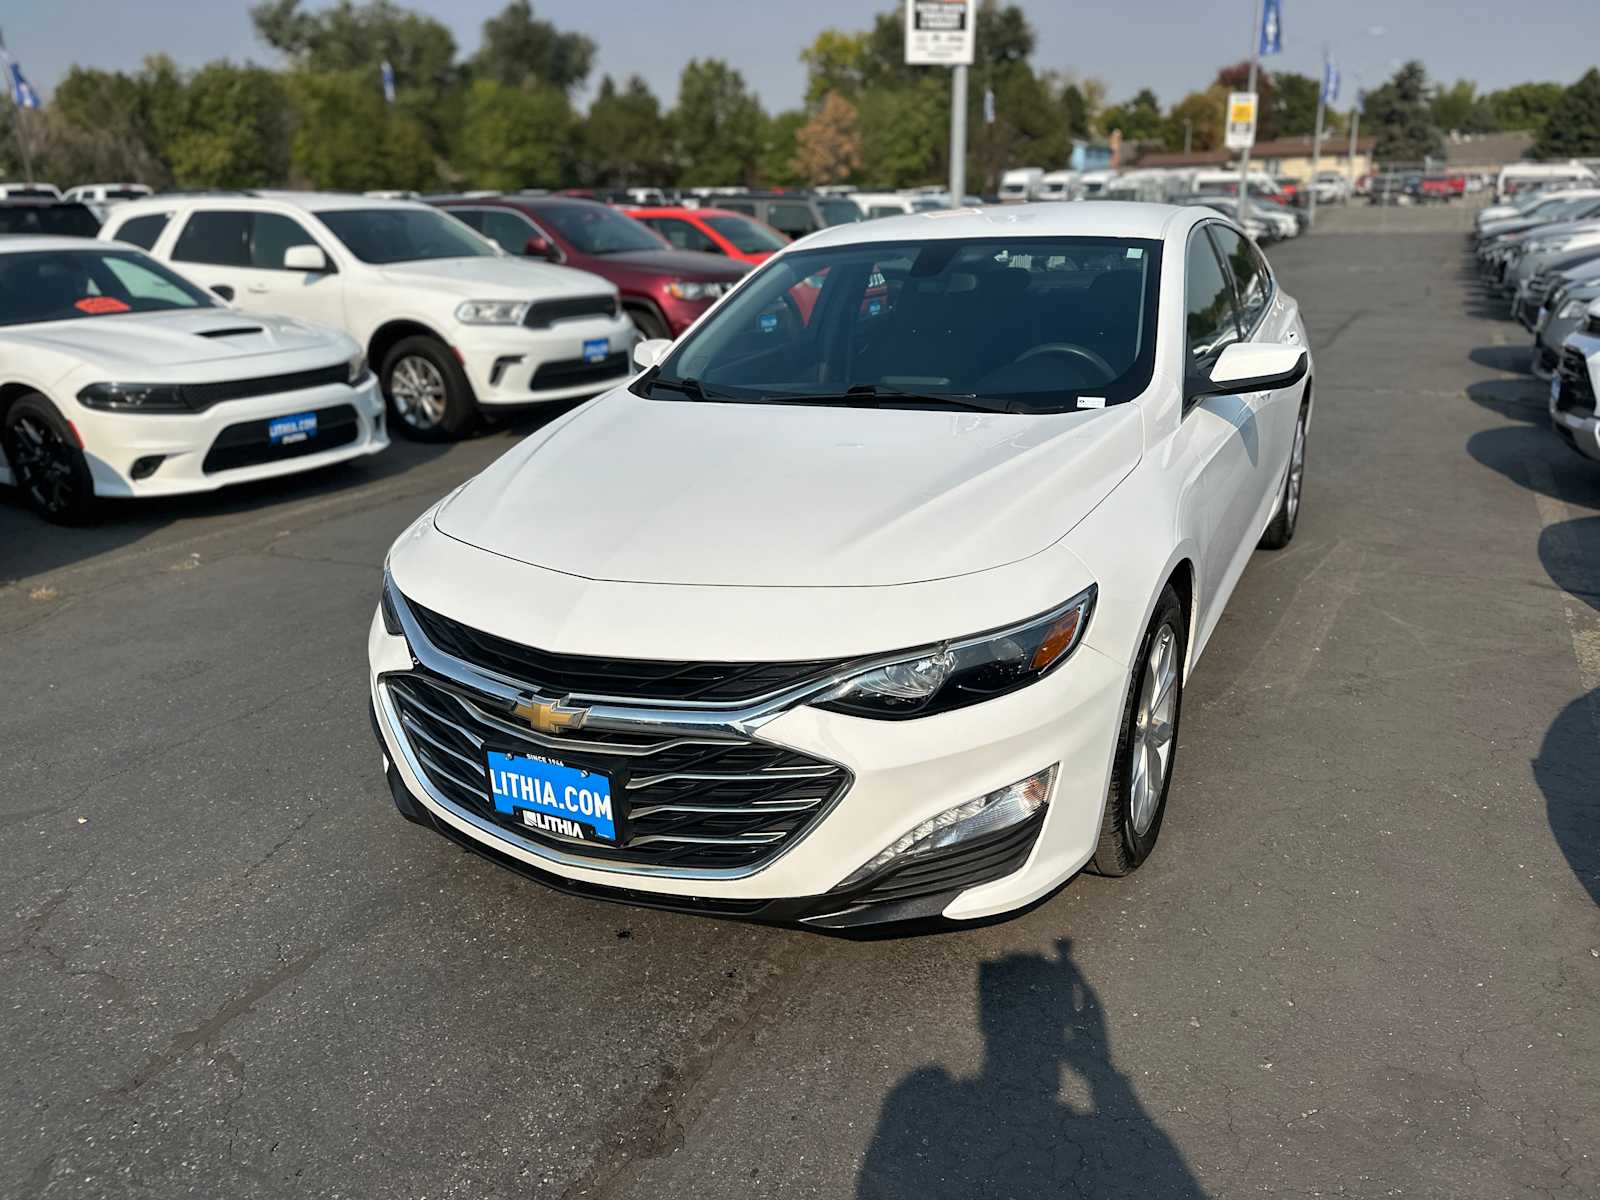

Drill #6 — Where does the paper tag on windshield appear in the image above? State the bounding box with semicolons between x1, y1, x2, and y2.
1079;396;1106;409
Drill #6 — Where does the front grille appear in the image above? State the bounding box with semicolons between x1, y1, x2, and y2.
523;295;618;328
181;363;350;412
387;674;849;870
406;598;850;705
1529;274;1556;301
1557;347;1596;417
202;403;359;474
529;352;630;392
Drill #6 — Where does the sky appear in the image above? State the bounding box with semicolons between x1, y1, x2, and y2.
7;0;1598;114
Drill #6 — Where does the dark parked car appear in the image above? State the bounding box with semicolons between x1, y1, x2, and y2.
433;195;749;339
0;200;101;238
699;192;862;240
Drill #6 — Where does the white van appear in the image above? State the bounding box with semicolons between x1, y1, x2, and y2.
1076;170;1119;199
998;168;1044;203
1038;170;1079;201
1496;161;1598;204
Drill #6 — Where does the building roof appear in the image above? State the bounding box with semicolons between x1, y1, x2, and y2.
1135;135;1377;169
1443;130;1537;168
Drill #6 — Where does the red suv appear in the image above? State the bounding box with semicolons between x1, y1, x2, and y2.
624;206;789;266
434;195;750;339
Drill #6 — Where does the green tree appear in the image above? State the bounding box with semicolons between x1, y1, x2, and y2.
286;70;438;191
761;109;807;187
1431;79;1499;134
457;77;575;189
1165;86;1227;152
1060;83;1089;139
1273;71;1321;137
671;58;765;185
470;1;594;95
1485;81;1565;131
1363;60;1444;164
857;78;945;186
1100;88;1164;142
1533;69;1600;159
166;62;292;186
582;75;669;186
799;29;869;106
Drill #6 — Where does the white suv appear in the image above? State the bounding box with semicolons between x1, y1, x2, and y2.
101;192;635;439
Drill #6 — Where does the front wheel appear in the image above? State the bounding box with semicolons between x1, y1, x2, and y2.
1090;585;1187;876
2;394;97;524
381;336;477;442
1259;404;1308;550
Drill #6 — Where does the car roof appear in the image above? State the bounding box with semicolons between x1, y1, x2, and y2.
0;234;124;254
107;191;432;218
626;206;745;219
797;201;1190;251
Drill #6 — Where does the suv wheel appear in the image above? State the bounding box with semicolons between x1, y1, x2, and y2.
382;336;476;441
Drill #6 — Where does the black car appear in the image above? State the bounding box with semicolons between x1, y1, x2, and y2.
0;200;101;238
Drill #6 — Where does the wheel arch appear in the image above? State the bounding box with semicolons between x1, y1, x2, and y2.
368;319;448;373
620;296;669;337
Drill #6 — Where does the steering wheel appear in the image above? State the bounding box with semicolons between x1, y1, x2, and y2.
1016;342;1116;379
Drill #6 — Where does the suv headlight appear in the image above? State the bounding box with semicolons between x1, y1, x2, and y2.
1528;238;1570;255
815;586;1096;720
455;299;531;325
1559;298;1590;319
666;280;730;301
77;382;188;412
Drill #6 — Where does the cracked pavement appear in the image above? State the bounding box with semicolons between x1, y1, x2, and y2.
2;204;1597;1198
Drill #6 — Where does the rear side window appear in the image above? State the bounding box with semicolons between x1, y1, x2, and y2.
478;209;538;255
249;213;321;269
1209;226;1272;331
173;211;249;267
767;203;818;236
719;201;756;217
112;212;170;250
647;218;717;254
1184;227;1241;372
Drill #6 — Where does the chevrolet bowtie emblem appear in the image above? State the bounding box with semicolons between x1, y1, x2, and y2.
513;695;588;734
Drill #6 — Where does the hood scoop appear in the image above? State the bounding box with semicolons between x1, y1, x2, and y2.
196;325;266;338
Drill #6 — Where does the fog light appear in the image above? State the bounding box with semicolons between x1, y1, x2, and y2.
130;455;165;480
840;766;1056;888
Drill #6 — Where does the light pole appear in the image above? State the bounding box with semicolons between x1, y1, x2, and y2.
1238;0;1263;224
1307;47;1329;229
950;62;968;204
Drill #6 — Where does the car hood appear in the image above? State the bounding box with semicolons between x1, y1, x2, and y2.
434;391;1142;587
377;256;614;299
0;308;350;372
583;248;749;280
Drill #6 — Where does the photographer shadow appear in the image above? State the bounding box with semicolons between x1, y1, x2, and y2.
857;938;1208;1199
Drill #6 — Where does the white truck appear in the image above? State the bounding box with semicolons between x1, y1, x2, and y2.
999;167;1044;203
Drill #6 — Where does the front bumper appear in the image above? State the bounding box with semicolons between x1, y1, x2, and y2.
454;315;636;407
68;375;388;498
366;590;1128;928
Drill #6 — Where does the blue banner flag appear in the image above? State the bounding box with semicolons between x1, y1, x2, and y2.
380;60;396;104
3;57;38;109
1322;56;1340;104
1259;0;1283;56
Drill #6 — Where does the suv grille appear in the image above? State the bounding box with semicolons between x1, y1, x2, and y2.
387;674;848;869
523;295;618;328
1557;347;1596;417
406;598;850;704
529;351;631;391
182;363;350;412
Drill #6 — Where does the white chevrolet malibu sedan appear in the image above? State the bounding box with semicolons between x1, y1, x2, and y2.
0;237;385;523
368;203;1313;930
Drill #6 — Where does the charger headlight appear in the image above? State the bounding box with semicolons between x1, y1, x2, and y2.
455;299;531;325
76;382;189;412
816;586;1096;720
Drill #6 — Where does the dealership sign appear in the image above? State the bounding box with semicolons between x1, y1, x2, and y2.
905;0;976;66
1225;92;1259;150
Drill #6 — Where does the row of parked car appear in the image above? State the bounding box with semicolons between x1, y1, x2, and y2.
1473;183;1600;464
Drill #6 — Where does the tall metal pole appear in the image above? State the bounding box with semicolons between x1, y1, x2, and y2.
949;62;968;204
1347;105;1361;193
1307;47;1327;230
1238;0;1262;223
1183;119;1192;155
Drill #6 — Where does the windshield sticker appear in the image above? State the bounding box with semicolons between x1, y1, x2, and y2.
1126;248;1144;259
1079;396;1106;409
75;296;130;314
759;312;778;333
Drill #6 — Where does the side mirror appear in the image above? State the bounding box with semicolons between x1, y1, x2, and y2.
283;244;330;273
1190;343;1308;401
633;338;673;371
524;236;559;261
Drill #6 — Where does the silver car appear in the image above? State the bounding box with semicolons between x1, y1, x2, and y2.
1536;280;1600;378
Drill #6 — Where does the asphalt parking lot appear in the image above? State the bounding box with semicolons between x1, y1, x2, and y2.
4;203;1598;1199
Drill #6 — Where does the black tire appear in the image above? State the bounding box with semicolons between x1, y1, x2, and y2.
626;305;669;341
2;393;97;524
380;335;477;442
1259;402;1308;550
1090;585;1187;877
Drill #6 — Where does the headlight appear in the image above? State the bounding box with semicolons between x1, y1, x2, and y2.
666;280;731;301
346;351;371;385
76;382;188;412
816;586;1096;720
1528;239;1569;255
1559;299;1589;319
380;569;404;636
455;299;531;325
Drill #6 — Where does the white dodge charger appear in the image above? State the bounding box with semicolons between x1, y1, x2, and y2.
0;237;386;523
368;203;1313;930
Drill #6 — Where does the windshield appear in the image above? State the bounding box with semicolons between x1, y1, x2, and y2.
538;203;666;254
319;207;495;263
103;188;150;200
703;214;788;254
818;198;863;226
0;248;213;326
642;236;1161;415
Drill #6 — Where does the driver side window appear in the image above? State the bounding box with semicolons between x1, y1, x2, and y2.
1184;227;1242;375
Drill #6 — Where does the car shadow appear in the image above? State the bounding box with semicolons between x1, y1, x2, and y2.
856;938;1209;1199
1468;344;1533;375
1533;688;1600;907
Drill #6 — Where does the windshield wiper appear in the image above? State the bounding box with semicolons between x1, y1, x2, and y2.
760;385;1013;413
647;375;726;401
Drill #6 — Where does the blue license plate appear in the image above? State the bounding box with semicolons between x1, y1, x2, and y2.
485;749;618;843
582;337;609;364
268;411;317;445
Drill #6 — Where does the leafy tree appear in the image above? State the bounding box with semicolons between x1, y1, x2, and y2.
470;1;595;95
1215;62;1278;141
1273;72;1321;138
792;92;861;185
1533;69;1600;159
760;110;807;187
1165;86;1227;152
671;59;765;186
1485;81;1565;131
1363;60;1444;164
286;70;438;191
1100;88;1164;142
167;63;292;186
857;78;946;186
1060;83;1089;139
582;75;669;186
457;77;575;189
800;30;869;106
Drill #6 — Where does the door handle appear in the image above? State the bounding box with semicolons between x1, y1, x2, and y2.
245;284;269;295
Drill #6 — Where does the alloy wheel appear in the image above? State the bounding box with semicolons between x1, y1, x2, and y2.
7;415;80;517
1285;412;1307;527
1129;622;1179;837
389;355;448;430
